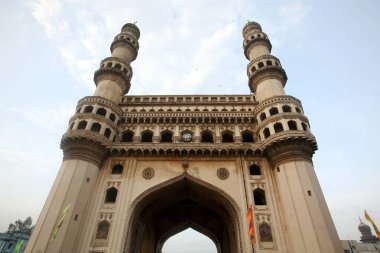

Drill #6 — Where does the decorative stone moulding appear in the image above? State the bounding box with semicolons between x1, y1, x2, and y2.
248;65;288;94
242;21;262;36
110;38;139;61
61;132;110;166
77;96;123;115
142;167;155;179
93;68;131;95
217;167;230;180
263;134;318;167
247;55;282;76
244;37;272;60
121;23;141;39
254;95;302;114
100;57;133;77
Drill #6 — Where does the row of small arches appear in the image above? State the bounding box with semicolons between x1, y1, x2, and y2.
126;107;252;113
244;32;268;44
250;59;280;74
262;120;308;139
121;116;254;125
121;129;256;143
259;104;302;122
100;61;131;77
116;34;138;46
77;105;118;123
72;120;115;141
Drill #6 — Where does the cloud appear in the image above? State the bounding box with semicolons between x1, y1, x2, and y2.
1;103;73;133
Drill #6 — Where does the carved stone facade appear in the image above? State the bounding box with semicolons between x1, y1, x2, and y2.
25;21;344;253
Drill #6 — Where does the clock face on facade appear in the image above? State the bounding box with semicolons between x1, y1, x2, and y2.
182;133;193;142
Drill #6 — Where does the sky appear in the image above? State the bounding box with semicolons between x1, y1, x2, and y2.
0;0;379;252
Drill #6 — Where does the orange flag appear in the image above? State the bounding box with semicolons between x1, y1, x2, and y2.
365;210;380;239
247;204;256;244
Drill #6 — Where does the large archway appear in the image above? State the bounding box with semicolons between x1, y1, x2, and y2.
122;174;243;253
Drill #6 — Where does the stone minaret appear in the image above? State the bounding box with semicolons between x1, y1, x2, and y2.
244;21;343;252
25;23;140;253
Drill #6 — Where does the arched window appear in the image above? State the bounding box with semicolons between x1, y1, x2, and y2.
253;188;267;205
122;131;134;142
249;164;261;175
201;131;214;143
104;128;111;138
141;131;153;142
302;122;308;131
109;113;116;122
269;107;278;116
258;62;264;68
96;220;110;240
114;63;122;69
288;120;298;130
259;223;273;242
274;122;284;133
260;112;266;121
282;105;291;112
105;187;118;203
77;120;87;129
106;62;112;68
84;105;93;113
161;131;173;143
242;131;254;143
263;128;270;139
96;108;107;117
111;164;123;174
90;122;101;133
69;122;74;130
76;107;81;113
221;131;234;143
266;60;272;66
295;107;301;113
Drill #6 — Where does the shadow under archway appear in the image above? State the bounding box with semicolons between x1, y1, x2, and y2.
122;174;243;253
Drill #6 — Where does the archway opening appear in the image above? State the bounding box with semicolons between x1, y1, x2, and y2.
123;175;242;253
162;228;217;253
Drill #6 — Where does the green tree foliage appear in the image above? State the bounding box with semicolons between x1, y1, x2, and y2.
7;217;34;235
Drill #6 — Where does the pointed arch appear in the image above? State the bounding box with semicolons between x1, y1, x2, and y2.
122;174;243;253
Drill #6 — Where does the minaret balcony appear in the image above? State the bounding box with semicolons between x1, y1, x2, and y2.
121;23;140;39
93;67;131;95
261;131;318;167
110;35;139;61
247;56;288;93
243;33;272;59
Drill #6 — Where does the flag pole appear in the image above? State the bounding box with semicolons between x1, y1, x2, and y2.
239;154;255;252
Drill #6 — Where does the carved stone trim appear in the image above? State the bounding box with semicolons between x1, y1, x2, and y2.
248;66;287;93
254;95;302;115
256;114;309;132
244;38;272;60
263;134;317;167
77;96;123;115
142;167;154;179
93;68;131;94
110;142;263;157
61;132;110;167
217;168;230;180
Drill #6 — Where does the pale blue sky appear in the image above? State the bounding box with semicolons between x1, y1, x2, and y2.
0;0;379;252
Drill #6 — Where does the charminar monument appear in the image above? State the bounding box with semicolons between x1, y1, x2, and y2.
25;21;344;253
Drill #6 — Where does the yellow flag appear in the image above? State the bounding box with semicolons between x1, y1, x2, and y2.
365;210;380;239
51;204;71;241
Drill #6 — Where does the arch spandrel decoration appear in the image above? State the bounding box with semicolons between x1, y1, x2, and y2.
121;173;244;253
